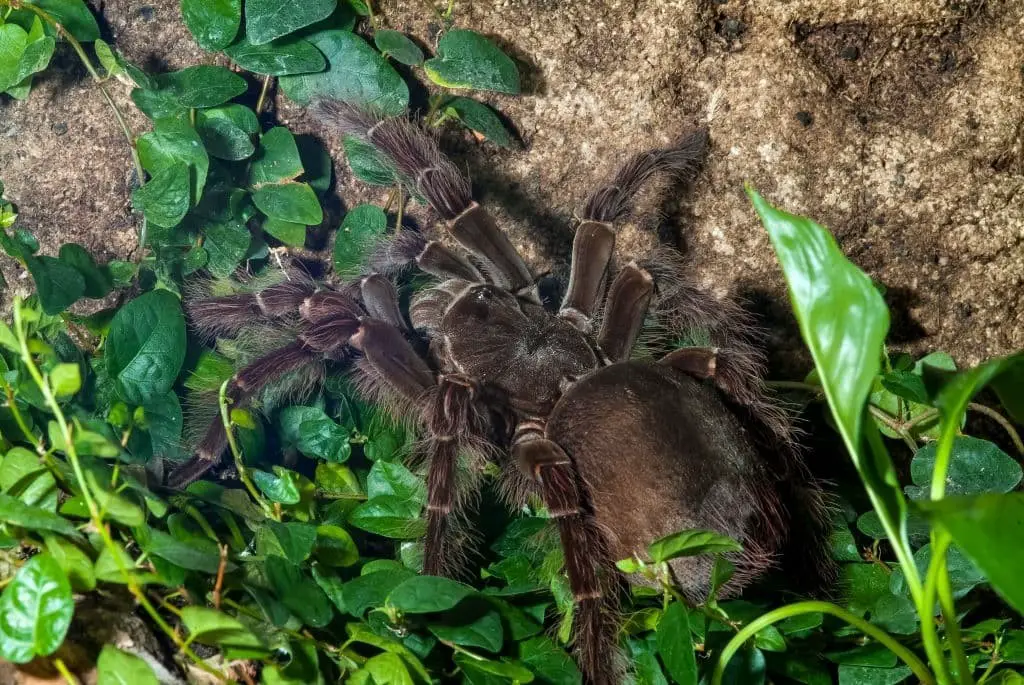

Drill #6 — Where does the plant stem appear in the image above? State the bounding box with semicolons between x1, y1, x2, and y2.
53;658;78;684
255;75;273;116
966;402;1024;455
12;300;227;682
710;601;935;685
2;381;43;452
217;379;275;519
17;1;149;256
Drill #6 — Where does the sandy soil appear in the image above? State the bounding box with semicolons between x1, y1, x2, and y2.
1;0;1022;371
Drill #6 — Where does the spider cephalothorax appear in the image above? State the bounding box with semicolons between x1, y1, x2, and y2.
169;101;832;684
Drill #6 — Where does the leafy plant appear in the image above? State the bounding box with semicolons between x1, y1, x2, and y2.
1;0;1022;683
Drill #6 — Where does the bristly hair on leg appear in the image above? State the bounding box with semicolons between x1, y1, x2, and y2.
583;128;710;223
368;230;429;277
314;99;473;220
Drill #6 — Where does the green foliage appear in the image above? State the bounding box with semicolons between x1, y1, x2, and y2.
1;1;1022;683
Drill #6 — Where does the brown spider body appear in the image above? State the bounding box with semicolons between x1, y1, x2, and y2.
170;101;832;685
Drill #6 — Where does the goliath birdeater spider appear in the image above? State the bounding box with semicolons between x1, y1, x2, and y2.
169;101;832;684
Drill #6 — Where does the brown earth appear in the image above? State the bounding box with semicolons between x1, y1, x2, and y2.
1;0;1022;372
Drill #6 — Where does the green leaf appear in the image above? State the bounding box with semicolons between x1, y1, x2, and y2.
139;528;231;574
137;118;210;202
58;243;112;298
43;534;95;592
367;461;426;505
203;220;251;277
333;204;388;279
424;29;520;94
252;182;323;224
263;218;306;246
657;602;697;684
722;646;766;685
374;30;424;66
342;136;395;186
181;0;241;51
163;65;248;108
0;493;84;540
252;466;303;504
311;563;347;613
105;289;187;406
349;495;425;539
992;358;1024;424
0;25;29;93
646;529;741;563
225;36;327;75
837;664;912;685
96;645;159;685
0;553;73;663
518;636;582;685
429;606;504;652
342;568;415;617
264;556;333;627
456;653;535;684
180;606;267;657
445;97;513;148
196;104;258;160
388;576;474;613
841;563;890;616
1;448;58;511
252;127;304;185
49;362;81;397
255;521;317;563
25;255;85;315
279;30;408;115
297;134;333;194
314;524;359;567
33;0;100;41
906;436;1021;499
352;652;414;685
245;0;337;45
919;494;1024;614
132;162;191;228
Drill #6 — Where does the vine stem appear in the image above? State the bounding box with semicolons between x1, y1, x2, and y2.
12;300;227;683
12;1;149;255
217;379;276;519
710;601;935;685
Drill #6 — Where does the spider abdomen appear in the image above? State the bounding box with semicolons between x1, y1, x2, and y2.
546;361;787;601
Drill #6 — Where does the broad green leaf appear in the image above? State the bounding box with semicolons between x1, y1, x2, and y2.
57;243;112;298
374;30;424;66
870;592;918;635
657;602;697;684
311;563;347;613
277;405;352;463
445;97;513;148
181;0;241;50
388;576;474;613
255;521;317;563
137;118;210;201
279;30;408;115
0;25;29;93
0;493;83;540
33;0;100;41
424;29;520;94
429;606;504;652
105;289;187;406
722;645;766;685
333;204;388;279
245;0;337;45
203;219;251;277
342;135;395;186
367;460;425;506
773;656;831;685
992;358;1024;424
196;104;258;160
252;466;303;504
25;255;85;315
646;529;741;563
297;134;333;194
132;162;191;228
0;553;73;663
131;86;187;120
96;645;159;685
139;527;231;574
837;665;912;685
163;65;248;108
252;182;323;224
906;436;1021;499
43;534;95;592
251;127;304;185
346;623;431;683
343;568;415;617
49;362;81;397
314;524;359;567
455;653;535;684
225;36;327;75
349;495;425;539
518;636;582;685
180;606;267;658
263;218;306;246
840;563;890;615
351;652;414;685
919;494;1024;614
264;556;333;627
1;448;58;511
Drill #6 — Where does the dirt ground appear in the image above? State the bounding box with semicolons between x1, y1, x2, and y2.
1;0;1022;372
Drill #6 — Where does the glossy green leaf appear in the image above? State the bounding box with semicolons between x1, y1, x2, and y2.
657;602;698;684
906;436;1021;500
0;553;73;663
196;104;258;160
180;606;267;657
105;289;187;406
424;29;520;94
374;29;424;66
203;219;251;277
225;36;327;75
429;605;504;652
367;460;425;506
333;204;388;279
49;362;81;397
263;218;306;246
251;126;304;185
252;182;323;224
278;405;350;461
0;493;83;540
255;521;317;563
445;97;513;148
919;494;1024;614
245;0;337;45
992;358;1024;424
264;556;333;627
456;653;535;683
33;0;100;41
96;644;159;685
163;65;248;108
57;243;112;299
252;466;303;504
647;529;741;563
25;255;85;315
279;30;408;114
343;568;415;617
139;527;231;573
181;0;241;51
43;534;95;592
132;162;191;228
349;495;425;539
342;135;395;186
137;118;210;201
837;664;912;685
389;576;474;613
518;636;581;685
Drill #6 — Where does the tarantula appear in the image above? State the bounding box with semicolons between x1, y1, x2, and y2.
168;101;831;684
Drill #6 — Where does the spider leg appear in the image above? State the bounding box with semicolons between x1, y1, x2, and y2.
369;229;484;283
559;221;616;332
360;274;407;331
316;100;535;297
512;425;621;685
186;279;317;341
597;264;654;363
